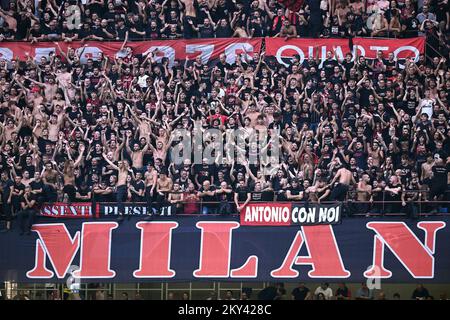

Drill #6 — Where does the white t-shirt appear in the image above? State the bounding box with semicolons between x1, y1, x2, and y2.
314;287;333;300
419;98;434;118
137;74;149;88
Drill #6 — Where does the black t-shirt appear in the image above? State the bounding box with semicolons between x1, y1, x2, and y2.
146;27;161;40
216;189;233;202
20;193;37;209
432;165;447;185
236;187;250;202
386;183;402;201
76;186;92;202
37;137;52;154
132;180;145;201
398;164;413;184
30;180;44;194
404;17;419;36
412;288;429;299
262;190;275;201
385;60;397;77
288;187;302;200
403;97;417;115
292;286;310;300
336;287;351;299
199;24;215;38
251;191;263;201
0;179;13;201
195;164;215;184
322;59;339;77
116;25;129;40
200;186;217;203
215;25;233;38
12;182;25;198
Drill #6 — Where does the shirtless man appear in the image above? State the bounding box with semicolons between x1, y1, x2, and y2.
181;0;197;38
150;137;173;163
244;104;260;128
126;136;150;171
367;140;384;167
254;114;267;131
286;65;302;84
278;19;297;39
31;120;43;141
356;173;372;216
26;76;58;102
102;154;132;222
144;163;158;218
47;114;64;142
156;169;173;215
62;144;85;202
328;160;356;202
306;178;331;203
42;162;59;202
1;118;22;143
168;182;184;216
105;139;126;162
181;0;196;18
421;154;435;189
129;106;153;139
27;87;44;110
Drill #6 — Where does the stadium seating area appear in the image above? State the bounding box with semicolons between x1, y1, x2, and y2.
0;0;449;232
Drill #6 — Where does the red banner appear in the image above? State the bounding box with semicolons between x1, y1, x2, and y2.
265;37;425;67
0;38;263;66
0;37;424;68
39;203;98;218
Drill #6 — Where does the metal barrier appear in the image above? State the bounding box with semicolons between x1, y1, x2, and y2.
1;190;446;220
158;189;450;217
1;281;268;300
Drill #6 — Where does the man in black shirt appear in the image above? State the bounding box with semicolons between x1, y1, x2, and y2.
234;180;251;212
335;283;352;300
76;182;92;202
0;171;13;232
146;21;161;40
17;185;37;235
116;18;129;40
429;158;447;202
30;172;44;204
215;181;234;215
194;160;215;187
11;175;25;216
130;172;145;202
385;175;404;214
196;18;215;38
251;182;264;202
215;19;233;38
198;180;217;214
322;51;339;77
411;284;430;300
291;283;311;300
286;179;303;201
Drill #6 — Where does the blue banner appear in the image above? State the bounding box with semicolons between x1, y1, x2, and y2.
0;216;449;283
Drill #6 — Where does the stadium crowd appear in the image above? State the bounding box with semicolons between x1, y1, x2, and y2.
0;0;450;40
0;0;448;41
0;0;449;232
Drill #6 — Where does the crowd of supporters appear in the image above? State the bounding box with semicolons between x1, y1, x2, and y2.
0;0;448;41
0;0;449;232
